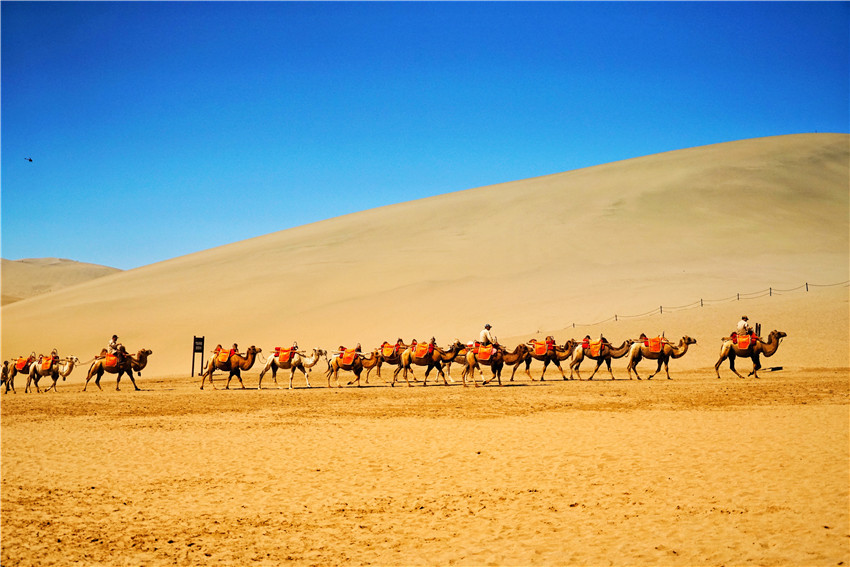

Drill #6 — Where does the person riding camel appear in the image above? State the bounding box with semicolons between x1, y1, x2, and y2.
479;324;496;346
108;334;126;365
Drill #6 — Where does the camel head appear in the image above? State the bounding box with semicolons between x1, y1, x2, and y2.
683;336;697;346
771;330;788;341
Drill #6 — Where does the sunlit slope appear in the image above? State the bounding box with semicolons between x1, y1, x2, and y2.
2;134;847;376
1;258;120;305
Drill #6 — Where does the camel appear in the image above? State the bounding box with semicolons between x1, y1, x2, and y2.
392;341;464;387
257;348;327;389
464;343;530;386
325;349;379;387
6;354;36;394
569;338;634;380
443;343;470;382
84;348;152;391
517;338;577;381
198;346;260;390
367;340;415;383
26;355;81;393
626;336;697;380
714;330;787;379
1;361;11;394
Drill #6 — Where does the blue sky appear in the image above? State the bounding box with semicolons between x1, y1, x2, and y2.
2;1;848;270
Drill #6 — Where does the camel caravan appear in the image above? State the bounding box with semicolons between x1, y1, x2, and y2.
2;317;787;393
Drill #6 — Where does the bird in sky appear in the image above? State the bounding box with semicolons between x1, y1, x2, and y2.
25;157;32;162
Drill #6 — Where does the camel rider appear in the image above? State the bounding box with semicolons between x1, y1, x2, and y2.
108;335;126;365
479;324;496;346
582;335;591;349
737;316;753;336
428;337;437;355
230;344;240;358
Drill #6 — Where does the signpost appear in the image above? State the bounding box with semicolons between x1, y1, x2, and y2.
192;336;205;377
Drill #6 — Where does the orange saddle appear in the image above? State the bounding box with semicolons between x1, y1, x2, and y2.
276;348;294;363
341;348;358;365
40;358;53;372
381;344;396;358
105;354;120;368
648;337;663;353
588;340;603;357
532;341;550;356
734;334;753;349
413;343;432;358
217;350;230;364
476;344;495;361
15;358;29;371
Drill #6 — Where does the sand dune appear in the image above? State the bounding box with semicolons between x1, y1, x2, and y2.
2;134;848;567
0;258;120;305
1;133;847;376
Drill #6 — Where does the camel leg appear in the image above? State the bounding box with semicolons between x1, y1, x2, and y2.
128;371;141;391
436;364;449;386
47;377;59;392
727;354;746;379
289;368;297;390
94;369;104;391
514;359;530;382
587;359;603;380
539;360;549;381
748;355;762;379
301;366;312;388
402;366;413;387
554;359;567;380
648;358;665;380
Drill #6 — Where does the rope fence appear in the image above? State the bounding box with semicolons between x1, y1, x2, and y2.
564;279;849;329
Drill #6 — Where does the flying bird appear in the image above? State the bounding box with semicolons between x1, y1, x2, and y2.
25;157;32;162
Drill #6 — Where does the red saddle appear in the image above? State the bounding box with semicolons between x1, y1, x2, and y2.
475;344;495;361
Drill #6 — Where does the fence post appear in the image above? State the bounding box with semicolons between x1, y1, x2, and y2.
700;298;703;307
737;293;740;301
770;287;772;296
806;282;809;291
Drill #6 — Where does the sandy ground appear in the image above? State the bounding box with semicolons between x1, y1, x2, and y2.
2;366;848;566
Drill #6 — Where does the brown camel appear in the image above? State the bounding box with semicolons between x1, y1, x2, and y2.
392;341;463;387
464;343;530;386
84;349;152;391
198;346;259;390
367;340;414;382
325;349;379;387
715;330;787;379
1;361;11;394
626;336;698;380
257;348;327;389
518;338;577;381
6;354;36;394
26;355;81;393
443;343;470;382
569;338;634;380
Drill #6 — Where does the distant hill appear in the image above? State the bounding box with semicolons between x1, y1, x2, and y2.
1;258;121;305
1;134;847;375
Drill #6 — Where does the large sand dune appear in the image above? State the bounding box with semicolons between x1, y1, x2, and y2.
1;133;847;376
2;134;848;566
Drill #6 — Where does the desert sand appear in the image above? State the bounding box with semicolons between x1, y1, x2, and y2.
0;258;120;306
2;134;848;565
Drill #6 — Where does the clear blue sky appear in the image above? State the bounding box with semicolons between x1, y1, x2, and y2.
2;1;848;270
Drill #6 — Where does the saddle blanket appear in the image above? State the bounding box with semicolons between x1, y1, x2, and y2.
105;354;120;368
532;341;550;356
733;334;752;349
41;358;53;372
217;351;230;364
275;348;294;363
648;337;663;353
413;343;433;358
588;340;603;357
341;348;358;365
476;344;495;361
382;344;396;358
15;358;29;371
